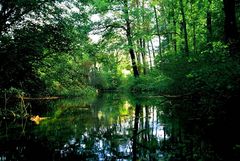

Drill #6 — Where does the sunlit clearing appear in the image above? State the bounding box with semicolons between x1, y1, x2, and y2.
88;33;101;43
120;101;131;116
123;101;130;110
98;111;104;120
90;14;101;22
122;69;131;77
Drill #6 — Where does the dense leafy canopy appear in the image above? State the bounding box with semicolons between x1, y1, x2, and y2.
0;0;239;99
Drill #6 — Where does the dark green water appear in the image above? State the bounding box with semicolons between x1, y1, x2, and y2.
1;93;240;161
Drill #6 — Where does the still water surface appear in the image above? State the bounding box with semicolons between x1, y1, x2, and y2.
0;93;240;161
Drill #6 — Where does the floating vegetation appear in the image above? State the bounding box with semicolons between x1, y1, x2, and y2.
30;115;49;125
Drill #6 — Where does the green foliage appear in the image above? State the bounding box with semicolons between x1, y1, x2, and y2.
38;52;97;96
52;85;97;97
0;0;54;34
187;59;240;96
123;70;173;94
155;41;240;98
0;23;73;94
89;70;122;90
0;87;24;96
92;0;109;12
1;0;239;100
1;0;240;160
0;0;77;95
0;0;97;97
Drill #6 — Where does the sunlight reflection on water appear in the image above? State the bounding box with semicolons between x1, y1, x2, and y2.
57;105;167;160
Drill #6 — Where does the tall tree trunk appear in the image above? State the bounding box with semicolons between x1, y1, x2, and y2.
172;6;177;53
145;106;150;141
132;103;141;161
179;0;189;55
190;0;197;54
193;23;197;54
123;0;139;77
150;40;156;59
207;0;212;47
140;0;148;74
140;38;147;74
223;0;239;56
136;0;143;73
136;40;142;65
162;6;171;52
153;6;162;58
147;42;153;69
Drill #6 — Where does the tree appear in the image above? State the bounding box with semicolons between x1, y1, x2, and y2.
206;0;213;45
123;0;139;77
153;5;162;57
0;0;54;35
223;0;239;56
0;0;75;94
179;0;189;55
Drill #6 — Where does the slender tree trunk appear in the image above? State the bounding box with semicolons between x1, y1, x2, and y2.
132;103;141;161
193;23;197;54
150;40;156;59
180;22;184;52
136;0;143;73
136;40;142;65
207;0;212;48
179;0;189;55
162;6;171;52
123;0;139;77
140;38;147;74
190;0;197;54
140;0;148;74
147;42;153;69
153;6;162;58
172;6;177;53
145;106;150;141
223;0;239;56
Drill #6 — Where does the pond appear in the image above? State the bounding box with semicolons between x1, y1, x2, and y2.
1;93;240;161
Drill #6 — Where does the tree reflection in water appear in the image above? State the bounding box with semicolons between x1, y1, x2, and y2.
49;99;167;161
1;93;239;160
0;94;171;160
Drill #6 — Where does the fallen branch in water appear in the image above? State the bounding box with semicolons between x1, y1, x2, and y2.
138;93;193;99
19;96;60;100
161;93;194;98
